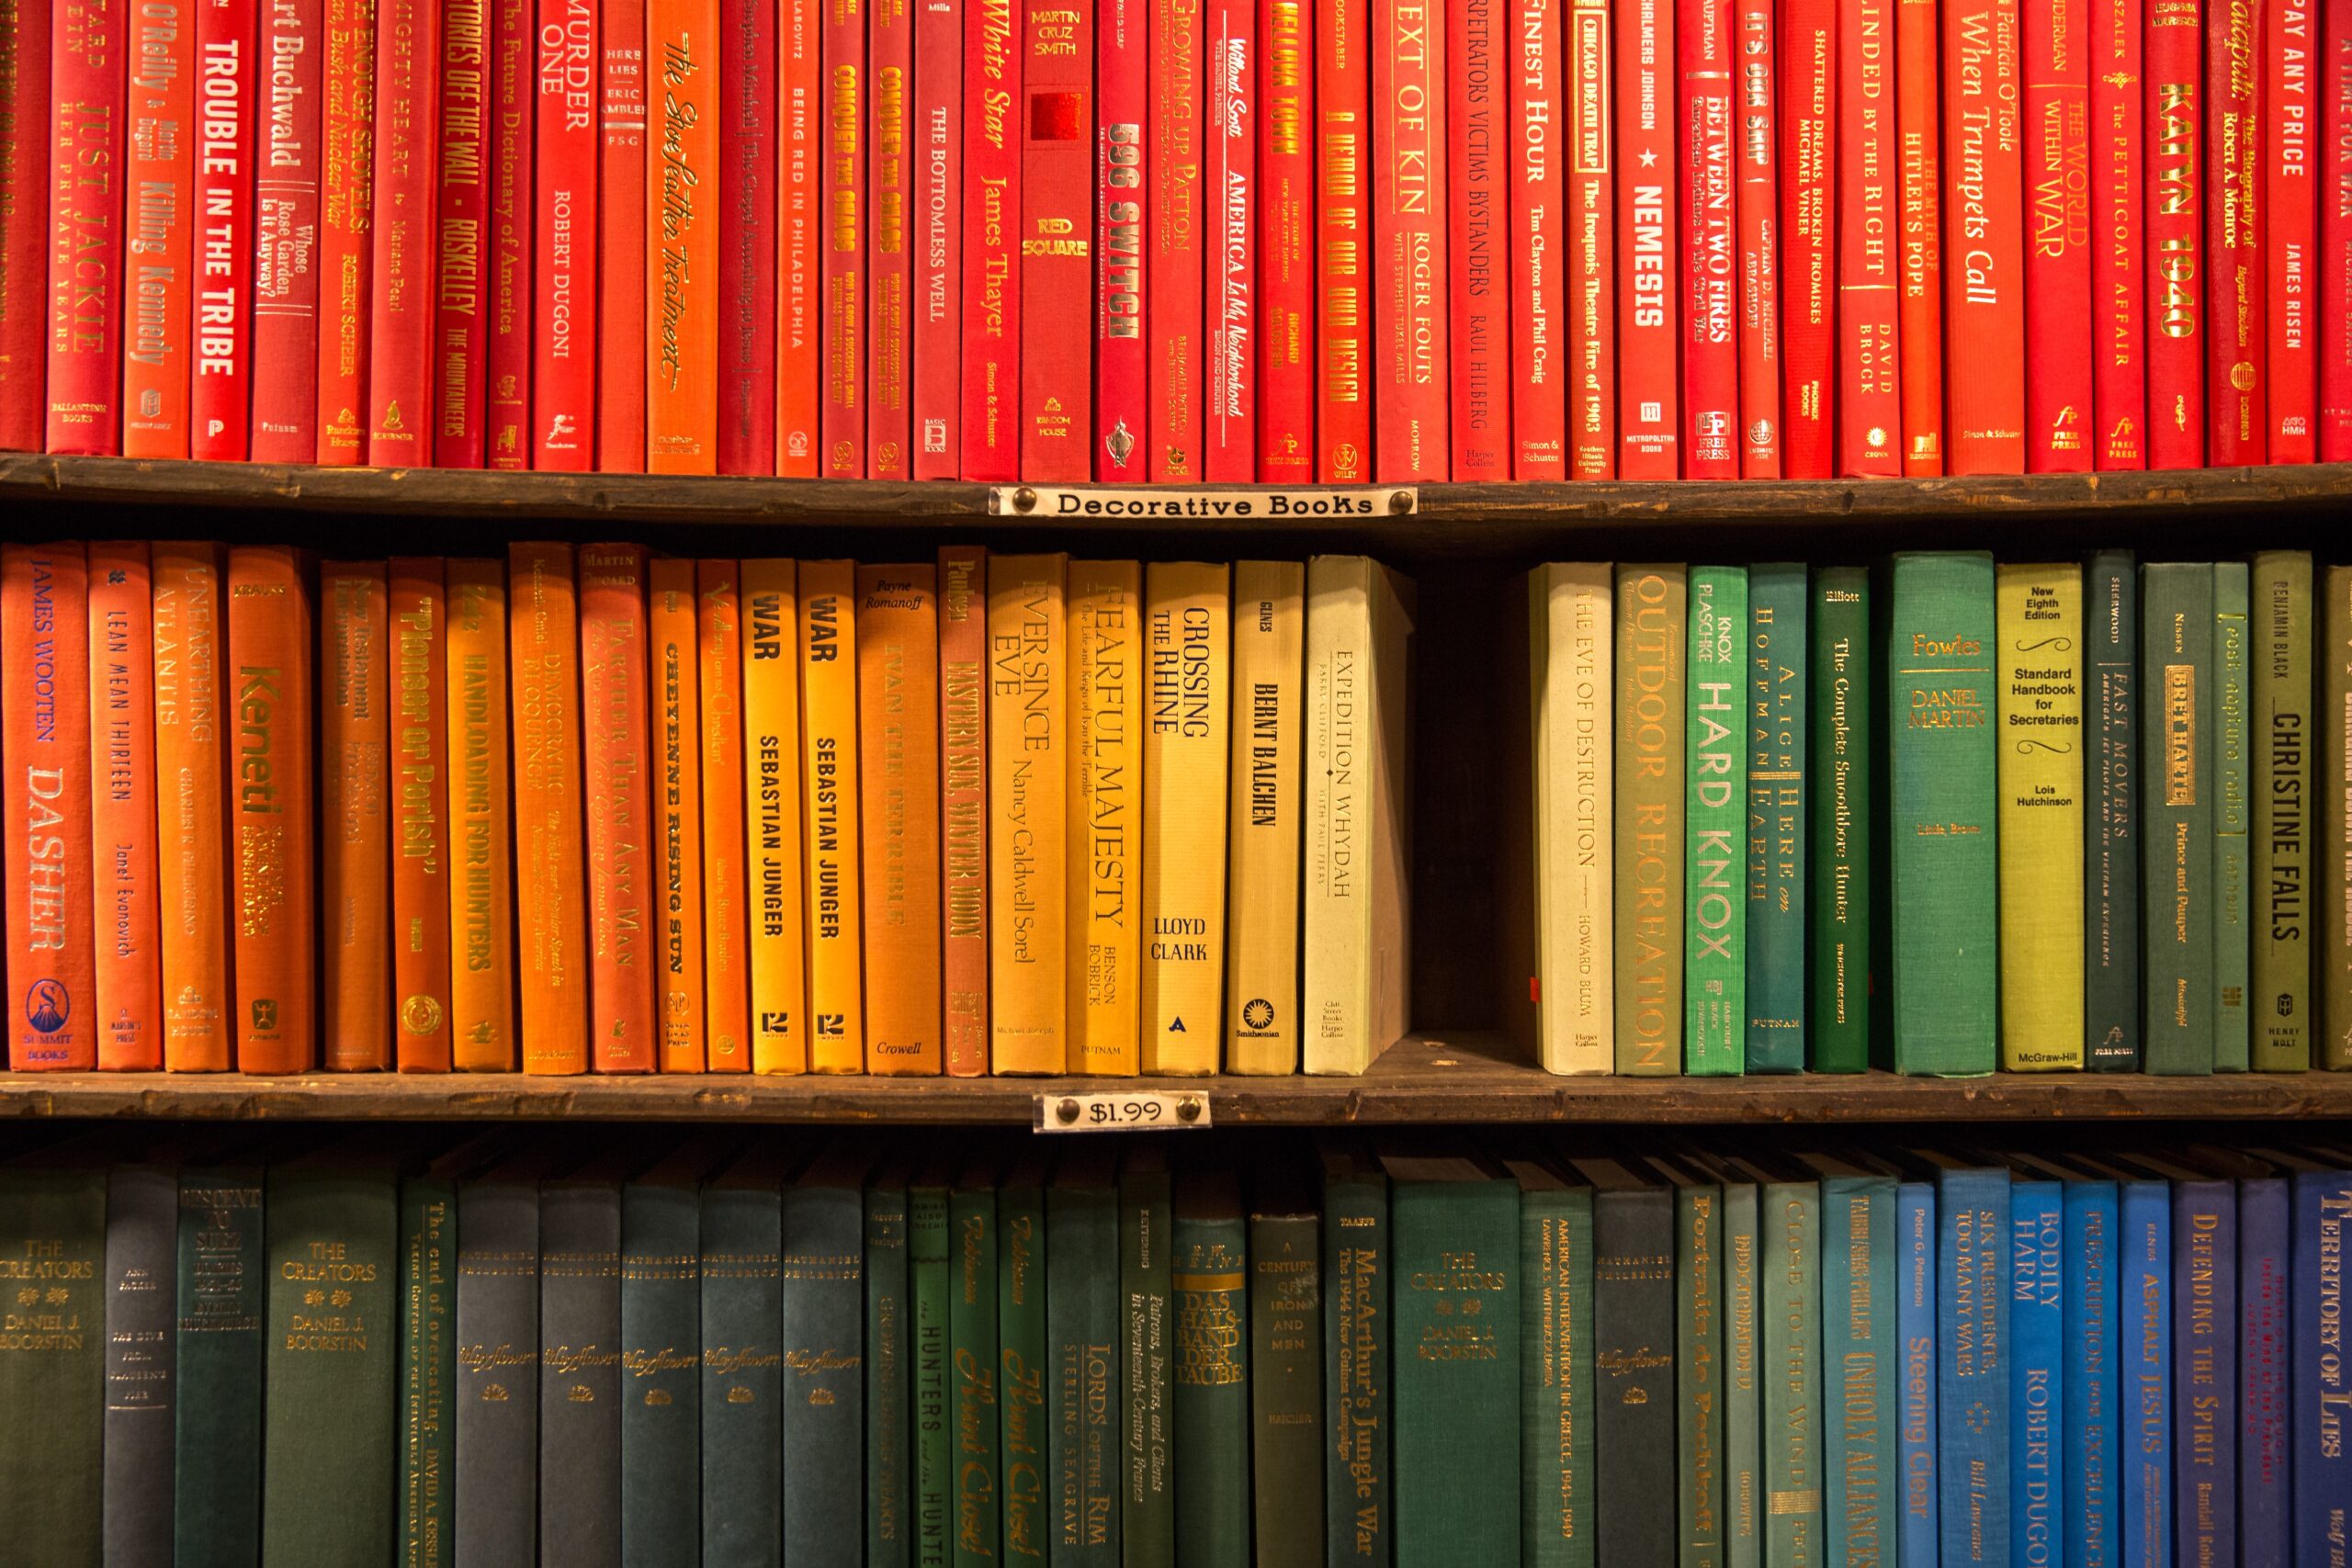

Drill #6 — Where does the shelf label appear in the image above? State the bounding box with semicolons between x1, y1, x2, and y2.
989;485;1416;520
1033;1090;1213;1134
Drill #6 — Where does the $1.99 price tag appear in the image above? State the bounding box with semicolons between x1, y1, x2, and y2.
1033;1091;1212;1134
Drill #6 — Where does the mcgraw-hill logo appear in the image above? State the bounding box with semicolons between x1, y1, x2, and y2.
23;979;69;1035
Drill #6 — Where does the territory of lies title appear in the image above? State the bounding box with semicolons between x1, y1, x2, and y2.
990;486;1418;519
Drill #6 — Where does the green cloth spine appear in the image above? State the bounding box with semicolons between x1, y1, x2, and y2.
1676;1178;1725;1567
1719;1181;1760;1568
1887;551;1999;1075
2252;550;2313;1070
1119;1162;1173;1568
401;1176;456;1568
866;1177;910;1568
1746;562;1808;1071
2143;561;2219;1073
1249;1206;1321;1567
1171;1179;1250;1568
910;1180;953;1568
620;1177;703;1568
701;1174;783;1568
1614;563;1689;1075
174;1168;265;1568
999;1166;1050;1568
2085;550;2143;1068
1048;1154;1120;1567
1391;1171;1520;1567
2215;560;2252;1070
1809;566;1872;1072
1686;565;1749;1074
0;1165;105;1566
2329;568;2352;1066
1521;1185;1595;1568
1321;1154;1389;1568
951;1179;1001;1568
1760;1181;1824;1565
1823;1176;1899;1566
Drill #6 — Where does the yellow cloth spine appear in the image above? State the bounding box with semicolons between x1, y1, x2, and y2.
988;555;1069;1074
1069;561;1142;1076
1224;561;1305;1075
1140;562;1232;1075
1996;562;2086;1068
741;559;808;1073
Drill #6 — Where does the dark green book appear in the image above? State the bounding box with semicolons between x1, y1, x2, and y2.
1579;1156;1676;1568
174;1165;265;1568
1385;1154;1520;1567
400;1172;457;1568
1509;1158;1594;1568
1809;565;1872;1073
783;1146;870;1567
1716;1176;1759;1568
2215;560;2251;1071
539;1156;628;1568
456;1152;547;1568
951;1160;1001;1568
1887;551;1999;1075
261;1158;401;1567
1758;1170;1824;1565
1746;560;1809;1071
1658;1158;1724;1566
104;1163;177;1568
1318;1144;1389;1568
1249;1183;1321;1568
2143;561;2218;1073
702;1147;785;1568
621;1145;711;1568
1686;564;1750;1074
1048;1146;1120;1567
2086;550;2142;1068
2252;550;2313;1070
910;1168;952;1568
0;1160;106;1566
866;1165;910;1568
1804;1159;1898;1567
998;1150;1051;1568
1171;1170;1250;1568
1119;1149;1174;1568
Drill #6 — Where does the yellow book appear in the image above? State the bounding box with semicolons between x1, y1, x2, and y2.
1068;561;1142;1075
1531;563;1613;1075
1224;561;1305;1075
988;554;1069;1074
1140;562;1231;1075
445;560;516;1070
742;558;809;1073
798;559;865;1071
1996;561;2086;1069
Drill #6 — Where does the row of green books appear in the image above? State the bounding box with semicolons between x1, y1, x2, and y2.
1513;551;2350;1076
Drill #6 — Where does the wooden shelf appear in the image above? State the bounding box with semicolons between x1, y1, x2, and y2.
3;1033;2347;1125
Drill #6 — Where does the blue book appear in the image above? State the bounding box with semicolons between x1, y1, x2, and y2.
2011;1179;2064;1568
1744;560;1808;1072
1935;1163;2009;1567
2237;1176;2290;1568
1822;1171;1897;1565
2062;1179;2119;1568
2120;1179;2170;1568
1897;1181;1939;1568
2292;1161;2352;1564
2171;1176;2236;1568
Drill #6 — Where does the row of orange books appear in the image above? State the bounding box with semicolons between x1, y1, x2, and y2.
0;542;1411;1077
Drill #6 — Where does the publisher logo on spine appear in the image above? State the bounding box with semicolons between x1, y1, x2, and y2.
23;980;69;1036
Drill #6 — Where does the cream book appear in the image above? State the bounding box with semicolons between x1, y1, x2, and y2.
1225;561;1306;1075
1139;562;1232;1075
1531;564;1614;1073
1069;561;1143;1075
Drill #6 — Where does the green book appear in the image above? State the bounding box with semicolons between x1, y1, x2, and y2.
175;1166;265;1568
1248;1186;1322;1567
1615;562;1690;1076
1510;1158;1594;1568
2252;550;2313;1070
2143;561;2218;1073
951;1162;1001;1568
1687;565;1750;1074
401;1174;457;1568
1746;561;1808;1072
0;1161;105;1566
867;1168;911;1568
1172;1171;1250;1568
261;1159;401;1567
1662;1160;1724;1568
1809;566;1872;1073
1758;1175;1823;1566
911;1170;953;1568
1809;1162;1898;1567
1319;1145;1388;1568
998;1150;1051;1568
1887;551;1998;1075
1049;1146;1120;1567
2215;561;2252;1070
1119;1150;1174;1568
1385;1154;1520;1568
2331;568;2352;1066
1716;1176;1759;1568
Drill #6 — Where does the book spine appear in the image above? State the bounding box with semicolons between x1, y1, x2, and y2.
777;0;819;473
1734;0;1781;476
1018;0;1092;480
445;560;515;1070
398;1178;455;1566
1679;0;1737;477
1205;0;1257;479
190;0;256;460
1743;564;1805;1070
455;1177;540;1564
2252;551;2312;1070
2239;1177;2290;1565
1392;1178;1520;1564
866;0;911;479
988;555;1067;1073
1225;560;1305;1075
1673;1180;1724;1563
363;0;441;466
2120;1180;2172;1568
997;1174;1047;1567
937;546;989;1077
1046;1168;1121;1566
694;561;751;1067
618;1179;702;1564
1117;1168;1175;1565
0;0;52;454
121;0;198;459
2331;569;2352;1064
1251;1208;1324;1564
1095;0;1147;478
1563;0;1612;479
1448;0;1510;479
174;1168;265;1563
150;544;233;1071
87;543;162;1070
1259;0;1315;479
2296;1168;2352;1555
2208;0;2266;462
1592;1188;1676;1565
1683;565;1747;1074
957;0;1016;479
1613;566;1686;1074
390;558;453;1073
224;547;314;1072
948;1183;1001;1568
2325;4;2352;457
1139;563;1231;1075
1762;1182;1824;1566
2064;1180;2120;1568
1896;1183;1939;1565
313;0;371;463
1895;0;1941;471
1321;1166;1388;1566
2009;1183;2064;1568
1936;1169;2012;1567
2024;0;2095;470
860;1181;908;1566
646;0;721;474
2091;0;2144;466
798;559;865;1071
910;0;959;477
1314;0;1369;479
600;0;650;471
741;558;807;1073
1824;1178;1898;1565
1723;1181;1758;1568
858;566;943;1073
533;0;599;470
2216;560;2251;1071
322;562;392;1072
715;0;775;472
1615;0;1677;475
485;0;535;467
1996;562;2087;1068
1147;0;1202;486
1837;0;1900;475
1519;1189;1592;1568
2142;562;2216;1074
1807;566;1870;1071
508;543;591;1072
537;1182;622;1563
580;544;656;1071
2144;0;2203;467
2267;0;2316;460
44;0;130;455
103;1166;176;1564
1778;0;1834;476
433;0;492;468
1070;561;1143;1076
1373;0;1447;478
2085;548;2141;1068
649;559;706;1069
2174;1180;2238;1567
1941;0;2026;471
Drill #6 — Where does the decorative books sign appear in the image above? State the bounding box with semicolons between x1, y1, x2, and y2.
989;485;1418;519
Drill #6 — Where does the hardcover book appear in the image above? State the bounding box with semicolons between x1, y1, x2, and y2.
1069;560;1143;1076
2085;549;2141;1068
650;560;707;1068
454;1156;542;1566
868;0;912;480
43;0;129;456
2141;562;2217;1073
2171;1172;2238;1564
1447;0;1510;480
447;560;518;1070
1320;1145;1389;1567
2023;0;2094;471
1934;1161;2011;1566
2266;0;2318;461
2143;0;2202;468
1018;0;1093;480
1566;0;1614;479
695;563;752;1067
998;1151;1050;1567
1940;0;2027;472
322;561;392;1073
623;1151;708;1566
911;0;962;478
533;0;600;469
1683;565;1747;1074
2063;1174;2120;1567
0;1166;104;1562
1896;1182;1939;1566
435;0;492;468
1734;0;1779;477
1821;1169;1898;1564
1808;567;1871;1072
1249;1182;1322;1563
121;0;196;459
539;1163;627;1568
1046;1147;1121;1564
2291;1159;2352;1559
798;560;865;1070
2252;551;2312;1070
1679;0;1738;477
777;0;820;475
701;1151;783;1562
1226;561;1306;1075
1140;563;1231;1074
645;0;720;475
1512;0;1569;480
1614;0;1678;477
399;1173;456;1567
2120;1171;2173;1568
1996;563;2086;1068
2215;561;2252;1070
1373;0;1449;478
487;0;537;468
508;543;592;1073
939;547;989;1075
1527;564;1613;1074
1206;0;1258;480
580;545;657;1071
390;558;453;1073
2008;1179;2064;1563
1896;0;1942;471
1779;0;1836;477
1094;0;1146;479
2091;0;2145;468
1837;0;1901;476
1315;0;1370;480
1118;1153;1174;1563
988;554;1069;1074
741;558;808;1074
102;1164;175;1566
1614;565;1687;1076
1150;0;1207;483
364;0;443;468
152;545;233;1072
956;0;1018;480
716;0;776;473
225;546;314;1073
87;543;162;1070
4;547;95;1071
948;1162;1000;1568
857;566;944;1074
1743;564;1805;1070
1510;1158;1592;1568
2239;1169;2291;1563
1583;1156;1675;1566
190;0;255;461
1760;1173;1824;1565
175;1167;264;1565
2206;0;2266;464
866;1167;911;1568
601;0;651;473
780;1149;868;1566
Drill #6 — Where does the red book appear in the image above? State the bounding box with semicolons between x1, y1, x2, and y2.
1020;0;1093;479
249;0;324;463
192;0;256;461
1447;0;1509;479
45;0;130;456
1314;0;1367;479
226;545;315;1074
1259;0;1314;479
822;0;866;478
2324;0;2352;457
1736;0;1781;476
2021;0;2093;469
485;0;533;468
122;0;197;459
314;0;373;464
1679;0;1737;477
1206;0;1256;479
579;543;657;1072
2208;0;2265;462
535;0;599;468
911;0;961;476
717;0;777;472
1096;0;1148;478
774;0;816;472
1776;0;1833;476
1148;0;1202;480
601;0;649;471
936;545;988;1077
2145;0;2202;468
2266;0;2316;462
0;1;49;453
366;0;441;465
1374;0;1447;479
1617;0;1678;475
957;0;1016;479
1513;0;1568;479
3;545;96;1069
1895;0;1940;471
870;0;912;478
1836;0;1898;477
2091;0;2143;466
435;0;492;468
1566;0;1614;477
1942;0;2027;473
89;542;162;1071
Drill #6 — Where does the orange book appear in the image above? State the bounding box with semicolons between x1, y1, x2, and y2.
581;543;658;1070
507;542;592;1074
390;559;454;1071
88;543;164;1070
986;554;1069;1075
320;561;392;1071
856;564;943;1074
650;558;707;1069
3;545;97;1070
446;559;518;1071
799;558;865;1070
151;543;234;1071
646;0;721;472
696;559;752;1068
742;558;809;1071
226;546;316;1074
937;546;989;1076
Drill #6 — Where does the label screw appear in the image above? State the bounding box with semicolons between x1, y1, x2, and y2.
1388;491;1415;515
1054;1097;1080;1125
1012;486;1039;514
1176;1096;1204;1123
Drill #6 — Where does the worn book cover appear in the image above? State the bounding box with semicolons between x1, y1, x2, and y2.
1069;560;1143;1076
508;542;592;1073
226;546;314;1073
938;546;989;1075
322;561;392;1073
3;544;96;1069
152;544;234;1070
650;559;707;1068
989;555;1069;1074
695;561;752;1067
434;0;493;468
44;0;129;455
389;558;454;1073
580;544;657;1071
87;543;163;1070
857;564;944;1074
446;559;517;1071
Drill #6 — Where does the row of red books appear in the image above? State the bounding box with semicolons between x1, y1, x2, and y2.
5;0;2347;479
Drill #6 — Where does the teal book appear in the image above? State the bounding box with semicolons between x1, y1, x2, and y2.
911;1170;953;1568
1319;1145;1389;1568
2214;560;2251;1070
1811;1165;1898;1568
1745;561;1808;1071
1718;1177;1760;1568
1808;566;1872;1073
1048;1147;1120;1567
865;1168;910;1568
1385;1155;1520;1568
1887;551;1999;1075
1509;1159;1594;1568
951;1162;1002;1568
1119;1151;1174;1568
0;1162;106;1566
1172;1171;1250;1568
702;1150;785;1568
1662;1159;1724;1567
1686;565;1750;1074
999;1150;1051;1568
400;1174;457;1568
2142;562;2218;1074
1759;1176;1824;1568
175;1167;265;1568
1249;1186;1323;1567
